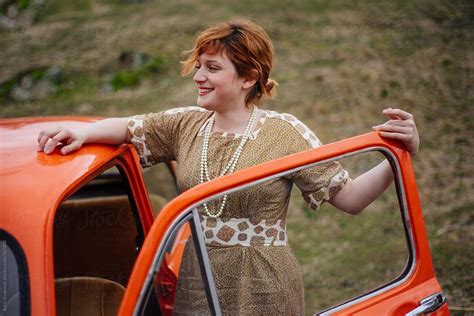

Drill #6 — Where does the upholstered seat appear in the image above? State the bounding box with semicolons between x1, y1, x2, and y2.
149;193;168;216
54;196;138;286
55;277;125;316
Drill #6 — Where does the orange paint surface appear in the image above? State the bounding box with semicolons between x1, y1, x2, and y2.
0;117;448;315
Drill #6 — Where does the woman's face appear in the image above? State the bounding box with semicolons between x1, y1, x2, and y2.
193;50;250;112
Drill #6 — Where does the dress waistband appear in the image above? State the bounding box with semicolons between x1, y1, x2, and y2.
200;215;287;247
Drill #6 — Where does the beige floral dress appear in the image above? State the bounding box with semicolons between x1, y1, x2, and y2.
127;106;349;315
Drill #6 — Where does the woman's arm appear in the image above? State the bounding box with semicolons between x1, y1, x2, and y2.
37;117;130;155
329;108;419;215
329;160;393;215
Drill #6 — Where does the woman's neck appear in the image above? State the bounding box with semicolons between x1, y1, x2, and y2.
212;105;256;135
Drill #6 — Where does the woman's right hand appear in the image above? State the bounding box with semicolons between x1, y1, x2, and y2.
37;127;87;155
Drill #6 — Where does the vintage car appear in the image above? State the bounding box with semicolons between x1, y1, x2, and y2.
0;116;450;315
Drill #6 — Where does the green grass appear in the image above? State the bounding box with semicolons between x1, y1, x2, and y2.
286;155;408;313
1;0;472;313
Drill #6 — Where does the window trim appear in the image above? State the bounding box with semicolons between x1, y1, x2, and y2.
0;228;31;316
135;209;221;315
116;162;146;253
135;211;193;316
190;208;222;315
318;147;415;314
53;160;146;279
134;146;416;315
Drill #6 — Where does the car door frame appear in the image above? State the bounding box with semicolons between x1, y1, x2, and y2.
119;131;448;315
44;144;157;314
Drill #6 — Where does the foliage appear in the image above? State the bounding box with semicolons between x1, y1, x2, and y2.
109;55;164;91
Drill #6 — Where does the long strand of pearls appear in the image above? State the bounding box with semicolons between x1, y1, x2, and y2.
200;105;258;218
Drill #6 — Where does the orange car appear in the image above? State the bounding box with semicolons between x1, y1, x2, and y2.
0;116;449;315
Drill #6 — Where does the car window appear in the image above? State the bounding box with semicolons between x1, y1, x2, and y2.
294;151;408;314
187;149;410;315
137;209;219;315
142;162;178;216
53;165;145;315
0;229;30;316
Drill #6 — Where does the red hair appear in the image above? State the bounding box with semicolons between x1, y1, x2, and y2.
181;18;278;105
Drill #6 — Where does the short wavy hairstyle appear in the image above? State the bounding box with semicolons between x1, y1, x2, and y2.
181;18;278;106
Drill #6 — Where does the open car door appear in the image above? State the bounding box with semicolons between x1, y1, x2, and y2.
119;131;449;315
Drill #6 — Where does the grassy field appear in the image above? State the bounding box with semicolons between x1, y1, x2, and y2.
1;0;472;314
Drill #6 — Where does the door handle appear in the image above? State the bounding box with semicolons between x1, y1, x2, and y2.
405;292;446;315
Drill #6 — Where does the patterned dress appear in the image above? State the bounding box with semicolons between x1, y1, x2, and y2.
127;106;349;315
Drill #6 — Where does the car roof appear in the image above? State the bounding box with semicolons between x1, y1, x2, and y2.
0;116;125;255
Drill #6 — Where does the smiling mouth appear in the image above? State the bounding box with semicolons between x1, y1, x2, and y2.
198;87;214;96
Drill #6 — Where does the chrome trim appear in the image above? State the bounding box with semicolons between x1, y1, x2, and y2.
191;208;222;315
134;146;416;315
134;211;193;316
405;292;446;315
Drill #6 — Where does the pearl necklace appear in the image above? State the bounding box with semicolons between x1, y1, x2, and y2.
200;106;258;218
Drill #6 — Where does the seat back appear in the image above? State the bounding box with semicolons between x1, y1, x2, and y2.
54;196;138;285
55;277;125;316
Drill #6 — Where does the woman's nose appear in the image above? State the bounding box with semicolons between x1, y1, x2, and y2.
193;68;206;83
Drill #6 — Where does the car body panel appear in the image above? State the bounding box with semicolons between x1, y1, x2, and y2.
0;117;449;315
0;117;155;315
118;131;448;315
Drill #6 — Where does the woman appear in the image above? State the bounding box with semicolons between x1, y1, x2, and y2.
37;19;419;314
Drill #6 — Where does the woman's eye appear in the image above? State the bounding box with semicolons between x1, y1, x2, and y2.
209;66;218;72
195;64;201;69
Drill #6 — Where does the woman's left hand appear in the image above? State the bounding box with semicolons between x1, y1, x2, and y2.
372;108;420;157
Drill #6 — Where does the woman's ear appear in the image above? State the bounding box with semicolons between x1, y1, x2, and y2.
242;77;257;90
241;69;258;90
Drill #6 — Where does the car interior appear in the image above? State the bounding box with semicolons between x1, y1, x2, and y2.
52;165;168;316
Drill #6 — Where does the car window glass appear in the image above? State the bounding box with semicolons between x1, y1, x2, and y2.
0;229;30;316
293;151;408;313
193;150;408;315
138;214;214;315
142;162;178;216
53;165;145;315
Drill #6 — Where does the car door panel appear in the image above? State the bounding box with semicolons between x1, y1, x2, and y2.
120;132;448;315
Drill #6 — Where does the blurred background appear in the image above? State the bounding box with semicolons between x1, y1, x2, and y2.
1;0;472;314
